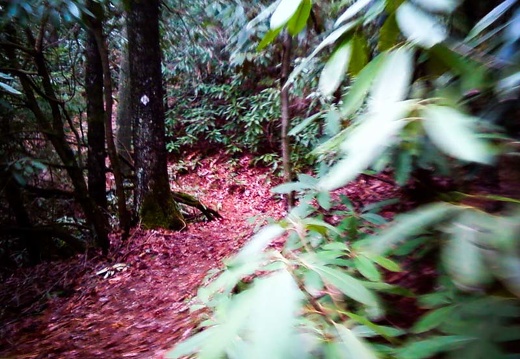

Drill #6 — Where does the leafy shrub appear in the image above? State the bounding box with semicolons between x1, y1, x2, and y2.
167;1;520;358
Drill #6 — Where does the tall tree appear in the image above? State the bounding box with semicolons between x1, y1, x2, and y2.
85;3;107;210
127;0;185;229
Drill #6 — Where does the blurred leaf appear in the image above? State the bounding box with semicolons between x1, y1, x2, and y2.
360;213;387;225
368;202;461;255
412;0;460;13
378;14;399;51
0;81;21;95
325;108;342;137
465;0;517;41
354;255;382;281
270;0;303;30
286;20;360;88
395;149;413;185
233;224;285;263
313;264;379;308
335;0;373;27
289;112;323;136
397;335;474;359
346;312;406;339
412;306;455;333
396;2;447;48
317;191;332;210
349;34;369;76
68;2;81;18
319;40;352;97
369;47;413;110
271;181;314;194
443;211;493;289
319;101;410;191
341;53;386;118
368;254;402;272
422;105;493;164
287;0;312;36
166;327;218;358
199;290;256;359
246;270;303;359
335;323;378;359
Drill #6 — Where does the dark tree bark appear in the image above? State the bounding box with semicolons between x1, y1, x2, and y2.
87;0;131;239
280;32;295;208
85;11;107;210
127;0;185;229
116;25;133;177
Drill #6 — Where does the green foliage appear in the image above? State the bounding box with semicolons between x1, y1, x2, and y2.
169;0;520;358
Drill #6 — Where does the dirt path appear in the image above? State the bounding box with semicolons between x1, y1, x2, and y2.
0;155;285;358
0;154;399;358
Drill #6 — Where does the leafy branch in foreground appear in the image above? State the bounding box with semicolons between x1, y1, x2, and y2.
167;0;520;358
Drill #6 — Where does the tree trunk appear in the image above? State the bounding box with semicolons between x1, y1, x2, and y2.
5;26;110;253
127;0;185;230
88;0;131;239
116;25;133;177
280;32;295;208
85;15;107;210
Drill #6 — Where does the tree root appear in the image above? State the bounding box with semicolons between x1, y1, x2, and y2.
171;191;223;221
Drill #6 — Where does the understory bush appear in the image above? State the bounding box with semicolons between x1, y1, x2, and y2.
167;0;520;358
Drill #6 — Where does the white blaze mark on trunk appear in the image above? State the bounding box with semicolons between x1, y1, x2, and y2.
140;95;149;105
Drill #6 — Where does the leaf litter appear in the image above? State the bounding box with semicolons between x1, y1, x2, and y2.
0;154;404;358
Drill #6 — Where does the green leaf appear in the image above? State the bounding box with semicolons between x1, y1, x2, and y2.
257;27;282;51
287;0;312;36
0;81;21;95
346;312;406;339
319;40;352;97
360;213;387;225
317;191;332;210
335;323;378;359
412;306;455;333
369;47;413;110
367;202;461;255
395;149;412;185
349;33;369;76
422;105;493;164
397;336;474;359
286;20;361;88
354;255;382;282
378;14;399;51
270;0;303;30
341;53;386;117
465;0;517;41
313;265;379;308
335;0;373;27
289;112;324;136
369;255;401;272
396;2;447;48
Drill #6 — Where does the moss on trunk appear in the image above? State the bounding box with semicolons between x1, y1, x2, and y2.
140;192;186;230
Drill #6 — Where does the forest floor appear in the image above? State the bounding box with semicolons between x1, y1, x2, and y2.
0;154;398;358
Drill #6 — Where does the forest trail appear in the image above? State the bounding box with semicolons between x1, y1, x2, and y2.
0;154;398;358
0;154;286;358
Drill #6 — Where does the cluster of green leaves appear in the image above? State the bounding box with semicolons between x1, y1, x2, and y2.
167;0;520;358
